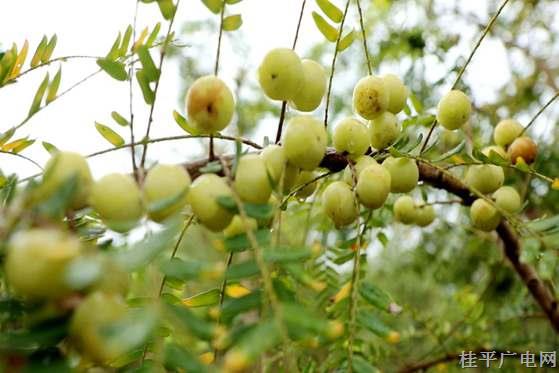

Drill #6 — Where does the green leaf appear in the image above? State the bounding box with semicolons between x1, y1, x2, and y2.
432;140;466;162
11;139;35;154
316;0;343;23
46;67;62;104
409;92;423;113
102;308;158;354
65;256;103;290
282;303;338;338
95;122;125;147
352;355;379;373
42;34;57;63
312;11;338;42
30;36;47;67
201;0;222;14
164;343;208;373
225;0;242;3
111;111;130;126
182;288;220;307
173;110;199;135
0;318;67;352
146;23;162;48
97;58;128;81
357;311;391;337
221;291;262;323
377;231;388;247
106;32;122;61
35;175;78;218
136;70;155;105
147;187;188;215
263;246;312;263
337;29;355;52
199;161;222;174
359;283;392;312
120;25;133;56
137;46;160;82
157;0;176;20
28;72;49;117
223;14;243;31
216;196;274;220
227;260;260;281
0;128;15;146
166;304;216;340
228;320;281;360
42;141;59;155
527;215;559;234
224;229;271;252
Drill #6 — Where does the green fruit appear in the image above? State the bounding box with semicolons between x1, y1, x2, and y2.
470;198;501;231
493;186;521;213
393;195;416;224
5;229;81;299
382;157;419;193
70;292;128;364
35;151;93;209
333;118;369;158
187;174;234;232
283;116;327;170
493;119;523;147
260;144;286;185
290;59;326;111
92;258;129;296
235;154;272;204
465;165;504;194
356;164;391;209
482;145;509;161
144;164;191;222
343;156;377;185
508;136;537;165
223;215;258;238
258;48;304;101
295;171;318;198
352;75;389;120
382;74;408;114
436;90;471;130
369;112;399;150
282;162;301;193
89;173;144;232
322;181;358;227
186;75;235;134
414;205;436;227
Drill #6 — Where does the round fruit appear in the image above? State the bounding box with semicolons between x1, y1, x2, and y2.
393;196;416;224
482;145;509;161
352;75;389;120
223;215;258;238
356;164;391;209
70;292;128;364
382;74;408;114
493;119;523;147
333;118;369;158
143;164;191;222
89;173;144;233
382;157;419;193
436;90;471;130
260;145;286;185
343;156;377;185
35;151;93;209
414;205;436;227
187;174;234;232
470;198;501;231
322;181;359;227
5;228;81;299
235;154;272;204
258;48;304;101
283;116;327;170
493;186;521;213
282;162;301;193
369;112;399;150
92;258;129;296
465;165;504;194
295;171;318;198
290;59;326;111
508;136;537;164
186;75;235;134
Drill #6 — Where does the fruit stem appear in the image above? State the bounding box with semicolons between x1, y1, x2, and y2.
274;101;288;144
355;0;372;75
209;134;215;161
213;0;226;75
129;0;140;181
521;90;559;135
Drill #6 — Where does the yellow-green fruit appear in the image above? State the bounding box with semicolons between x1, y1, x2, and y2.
258;48;304;101
465;165;504;194
393;195;416;224
369;112;399;150
260;145;286;185
493;186;521;213
143;164;191;222
436;90;471;130
283;116;327;170
414;205;436;227
89;173;144;233
295;171;318;198
187;174;234;232
322;181;358;227
352;75;389;120
5;229;81;299
92;258;129;296
343;156;377;185
508;136;537;165
356;164;391;209
382;157;419;193
186;75;235;134
70;292;128;364
382;74;408;114
282;162;301;193
482;145;509;161
223;215;258;238
493;119;523;147
35;151;93;209
470;198;501;231
333;118;369;158
235;154;272;204
290;59;326;111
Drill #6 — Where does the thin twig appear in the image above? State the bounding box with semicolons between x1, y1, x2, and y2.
129;0;141;180
521;91;559;135
0;150;43;171
214;251;235;359
355;0;372;75
4;55;100;83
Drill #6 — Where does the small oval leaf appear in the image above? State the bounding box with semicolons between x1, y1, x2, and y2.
312;11;338;42
95;122;125;146
97;58;128;81
316;0;343;23
223;14;243;31
337;29;355;51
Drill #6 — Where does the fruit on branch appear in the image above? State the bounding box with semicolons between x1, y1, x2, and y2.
342;155;377;185
493;119;523;147
482;145;509;161
282;162;301;193
382;74;409;114
493;186;521;213
283;116;327;171
235;154;272;204
414;204;436;227
223;215;258;238
258;48;303;101
70;292;128;364
322;181;359;227
356;164;391;209
290;59;326;111
352;75;389;120
332;117;369;158
382;157;419;193
5;228;81;299
369;112;400;150
295;170;318;198
393;195;416;224
187;174;234;231
89;173;144;233
508;136;538;165
465;164;504;194
186;75;235;134
260;144;286;185
91;257;130;296
143;164;191;222
34;151;93;209
436;89;471;130
470;198;501;231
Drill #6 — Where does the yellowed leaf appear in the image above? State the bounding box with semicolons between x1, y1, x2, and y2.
552;178;559;190
199;351;214;365
332;281;351;304
225;283;251;298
